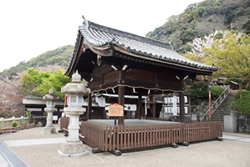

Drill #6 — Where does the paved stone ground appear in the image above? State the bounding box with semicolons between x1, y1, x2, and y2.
0;126;250;167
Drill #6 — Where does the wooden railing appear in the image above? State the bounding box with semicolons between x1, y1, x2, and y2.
81;121;222;152
201;86;230;121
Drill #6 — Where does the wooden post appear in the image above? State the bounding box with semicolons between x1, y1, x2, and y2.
150;96;156;119
179;92;185;122
137;95;142;119
118;86;125;125
87;94;92;120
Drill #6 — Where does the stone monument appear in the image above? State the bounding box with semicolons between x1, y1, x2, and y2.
41;87;59;134
58;70;91;157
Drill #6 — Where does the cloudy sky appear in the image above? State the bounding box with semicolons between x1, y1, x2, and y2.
0;0;204;72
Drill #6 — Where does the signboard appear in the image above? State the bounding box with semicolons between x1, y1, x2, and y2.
108;103;124;117
172;95;177;116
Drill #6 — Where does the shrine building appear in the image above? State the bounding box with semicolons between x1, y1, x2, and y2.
65;17;218;125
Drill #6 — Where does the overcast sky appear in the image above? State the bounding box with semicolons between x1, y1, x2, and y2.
0;0;204;73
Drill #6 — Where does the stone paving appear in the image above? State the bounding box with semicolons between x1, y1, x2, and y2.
0;126;250;167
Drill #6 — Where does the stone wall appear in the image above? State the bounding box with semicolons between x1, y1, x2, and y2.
0;116;29;128
235;112;250;134
189;99;210;120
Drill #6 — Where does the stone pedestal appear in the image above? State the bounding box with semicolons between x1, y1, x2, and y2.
58;141;88;157
58;70;90;157
41;108;57;134
58;107;88;157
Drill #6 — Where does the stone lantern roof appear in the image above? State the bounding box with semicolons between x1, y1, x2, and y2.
43;87;59;101
61;70;91;95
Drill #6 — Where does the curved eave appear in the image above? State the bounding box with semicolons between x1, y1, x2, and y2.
65;19;219;77
64;31;83;77
112;45;218;75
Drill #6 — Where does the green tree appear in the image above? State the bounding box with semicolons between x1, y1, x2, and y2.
185;81;225;100
204;32;250;85
20;66;71;98
230;90;250;114
20;68;51;96
36;69;71;98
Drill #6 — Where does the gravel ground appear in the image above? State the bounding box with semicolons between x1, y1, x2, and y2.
1;127;250;167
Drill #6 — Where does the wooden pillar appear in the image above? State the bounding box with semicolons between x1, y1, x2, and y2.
137;95;142;119
103;108;106;119
150;96;156;119
118;86;125;125
87;94;92;120
179;92;185;122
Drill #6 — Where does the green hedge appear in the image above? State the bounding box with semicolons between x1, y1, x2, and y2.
230;90;250;114
185;81;225;100
209;86;225;98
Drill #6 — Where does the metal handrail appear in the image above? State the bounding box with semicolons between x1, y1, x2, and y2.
201;86;230;120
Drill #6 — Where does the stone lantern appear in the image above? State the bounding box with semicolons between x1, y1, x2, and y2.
58;70;91;157
41;87;59;134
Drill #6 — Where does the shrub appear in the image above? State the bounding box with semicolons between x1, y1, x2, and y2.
209;86;225;98
232;90;250;101
12;121;18;127
185;81;225;100
185;81;209;100
246;84;250;91
230;91;250;114
25;111;31;118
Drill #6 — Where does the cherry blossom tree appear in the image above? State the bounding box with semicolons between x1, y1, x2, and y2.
183;30;242;63
0;74;25;118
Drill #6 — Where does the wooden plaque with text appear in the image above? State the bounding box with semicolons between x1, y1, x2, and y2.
108;103;124;117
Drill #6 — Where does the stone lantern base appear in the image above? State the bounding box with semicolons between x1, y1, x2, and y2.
41;107;57;135
41;127;56;134
57;141;88;157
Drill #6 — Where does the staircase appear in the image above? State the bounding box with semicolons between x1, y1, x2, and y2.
211;93;235;128
201;87;236;130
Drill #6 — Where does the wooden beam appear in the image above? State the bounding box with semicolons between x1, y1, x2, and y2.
171;143;178;148
182;141;189;146
118;85;125;126
111;150;122;156
92;148;102;154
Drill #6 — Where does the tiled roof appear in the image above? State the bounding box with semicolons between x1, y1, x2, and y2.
66;18;219;75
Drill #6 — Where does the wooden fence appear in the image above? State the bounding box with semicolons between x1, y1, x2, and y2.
81;121;222;152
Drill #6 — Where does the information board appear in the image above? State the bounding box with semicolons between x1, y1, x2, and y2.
108;103;124;117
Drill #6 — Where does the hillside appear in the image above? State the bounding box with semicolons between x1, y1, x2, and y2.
0;45;73;79
1;0;249;79
146;0;250;53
